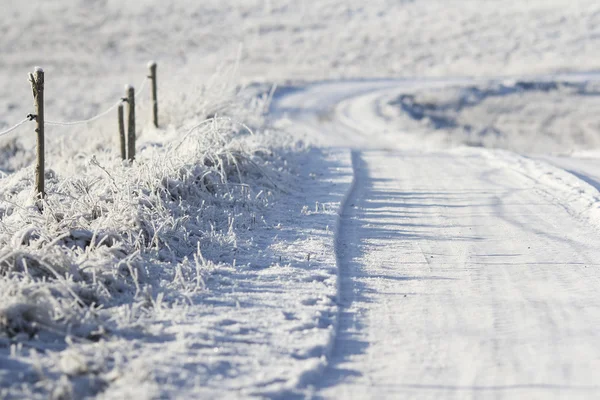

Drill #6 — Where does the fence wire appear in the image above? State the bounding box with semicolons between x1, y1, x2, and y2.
0;118;31;138
0;75;149;143
45;99;123;126
46;77;149;127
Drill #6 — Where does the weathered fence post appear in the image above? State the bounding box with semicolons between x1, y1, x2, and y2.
125;85;135;161
118;103;126;160
29;67;45;199
148;61;158;128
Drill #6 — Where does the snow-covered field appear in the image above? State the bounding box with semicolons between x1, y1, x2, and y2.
2;0;600;399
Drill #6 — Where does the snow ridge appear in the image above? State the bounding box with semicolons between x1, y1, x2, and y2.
481;148;600;230
286;148;358;393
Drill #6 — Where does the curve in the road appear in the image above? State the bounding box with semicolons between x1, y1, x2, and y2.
274;78;600;399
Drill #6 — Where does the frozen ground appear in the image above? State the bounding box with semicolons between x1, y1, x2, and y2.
2;0;600;399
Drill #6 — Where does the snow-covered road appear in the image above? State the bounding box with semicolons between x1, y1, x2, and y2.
274;80;600;399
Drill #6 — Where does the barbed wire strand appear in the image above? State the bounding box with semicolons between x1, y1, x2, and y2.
46;77;149;127
0;118;31;138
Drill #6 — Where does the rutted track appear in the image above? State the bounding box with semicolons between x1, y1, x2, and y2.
273;79;600;399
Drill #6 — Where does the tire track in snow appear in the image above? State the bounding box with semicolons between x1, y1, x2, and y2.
323;149;370;390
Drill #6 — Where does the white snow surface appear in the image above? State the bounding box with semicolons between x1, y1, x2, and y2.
274;77;600;399
2;0;600;399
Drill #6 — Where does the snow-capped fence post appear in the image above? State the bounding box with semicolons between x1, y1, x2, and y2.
125;85;135;161
118;103;126;160
29;67;45;199
148;61;158;128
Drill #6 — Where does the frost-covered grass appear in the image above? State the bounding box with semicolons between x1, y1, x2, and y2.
0;61;296;397
0;54;353;398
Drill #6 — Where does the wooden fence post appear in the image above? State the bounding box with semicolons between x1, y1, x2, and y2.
148;61;158;128
118;103;126;160
126;85;135;161
29;67;45;199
